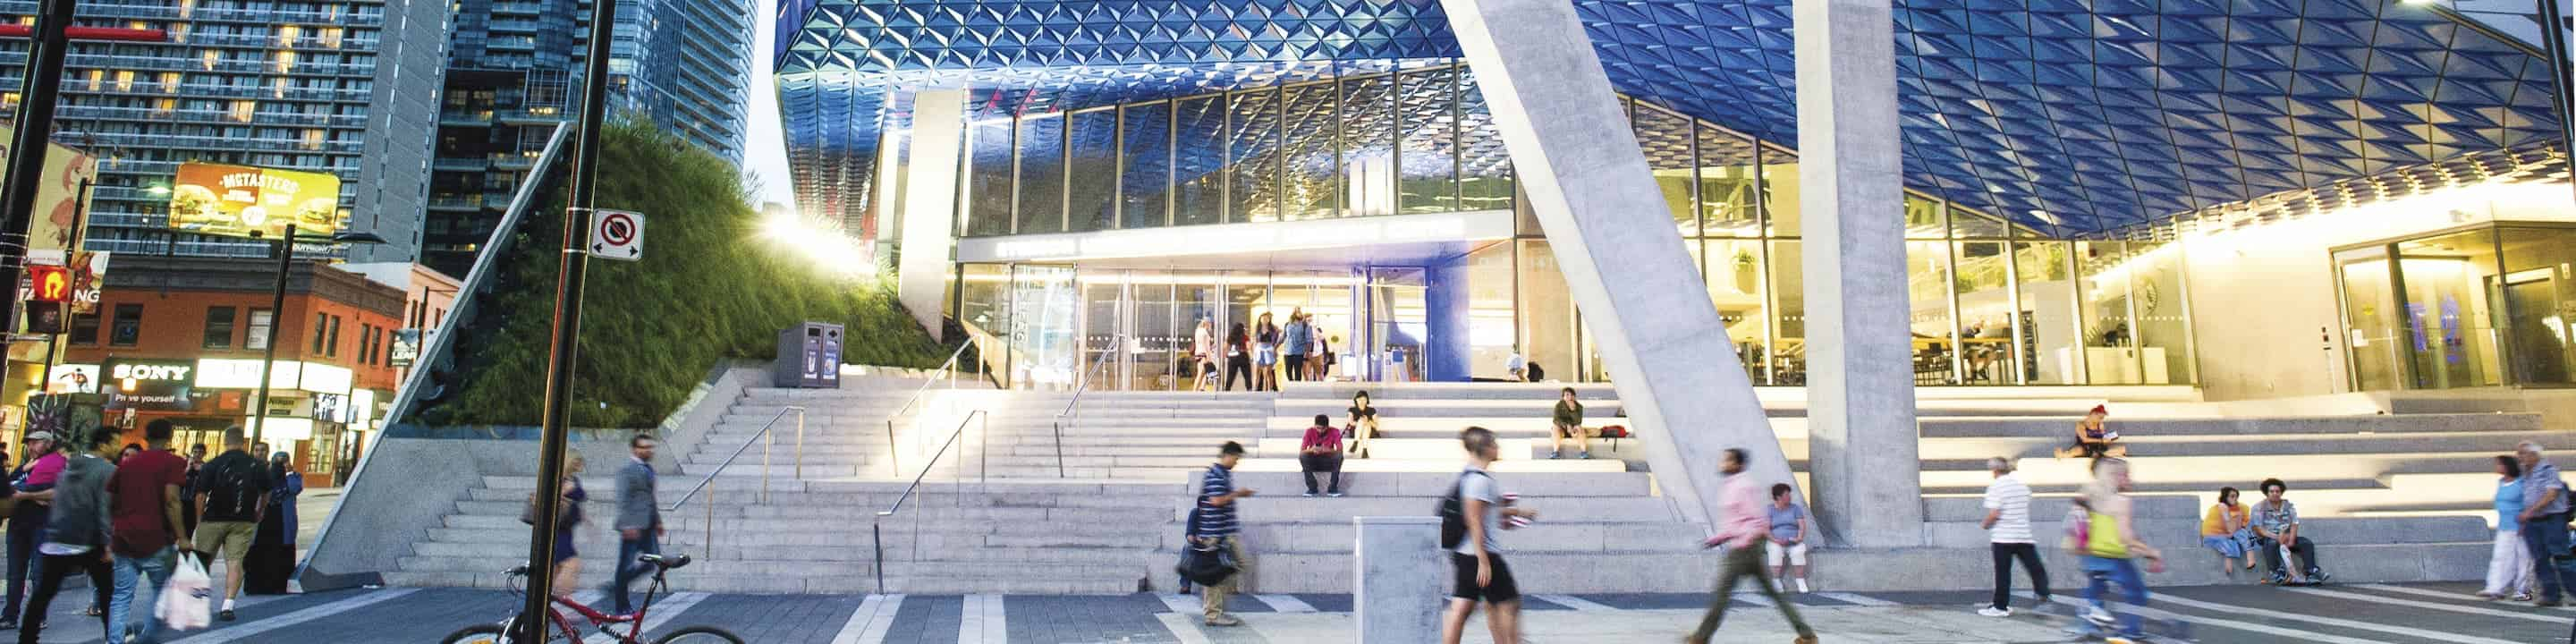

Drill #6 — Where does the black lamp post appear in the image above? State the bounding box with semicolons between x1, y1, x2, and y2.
247;225;386;448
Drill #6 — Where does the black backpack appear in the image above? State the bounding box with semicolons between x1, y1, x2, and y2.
1437;470;1489;549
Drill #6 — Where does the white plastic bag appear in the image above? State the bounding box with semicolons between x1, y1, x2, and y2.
157;552;213;631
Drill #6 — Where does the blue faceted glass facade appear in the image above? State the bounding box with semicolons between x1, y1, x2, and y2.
776;0;2562;236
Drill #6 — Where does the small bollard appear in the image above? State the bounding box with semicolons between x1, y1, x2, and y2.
1353;516;1444;643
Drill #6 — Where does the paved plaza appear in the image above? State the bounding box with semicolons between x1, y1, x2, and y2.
4;580;2563;643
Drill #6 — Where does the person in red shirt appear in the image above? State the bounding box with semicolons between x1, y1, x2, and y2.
1299;414;1344;497
105;419;191;644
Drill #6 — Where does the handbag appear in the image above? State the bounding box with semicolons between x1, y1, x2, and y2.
1175;539;1239;587
520;490;573;527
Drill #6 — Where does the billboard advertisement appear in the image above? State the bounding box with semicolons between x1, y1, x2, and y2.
0;125;97;256
101;358;208;411
167;161;343;238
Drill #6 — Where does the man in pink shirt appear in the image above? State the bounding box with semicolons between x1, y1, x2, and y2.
1687;448;1818;644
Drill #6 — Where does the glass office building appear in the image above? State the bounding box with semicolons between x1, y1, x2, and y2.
781;0;2573;396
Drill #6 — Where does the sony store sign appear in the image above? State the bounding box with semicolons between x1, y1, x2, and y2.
102;359;201;411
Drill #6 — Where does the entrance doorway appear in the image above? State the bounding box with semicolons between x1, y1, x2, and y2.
961;266;1436;391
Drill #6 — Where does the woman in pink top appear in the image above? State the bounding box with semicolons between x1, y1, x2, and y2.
1299;414;1344;497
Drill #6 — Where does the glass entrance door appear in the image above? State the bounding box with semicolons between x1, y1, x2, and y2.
2334;247;2404;391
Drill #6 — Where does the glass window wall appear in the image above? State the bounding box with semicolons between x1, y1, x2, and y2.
1016;114;1065;234
965;117;1013;236
1174;95;1227;226
1281;82;1340;221
1698;124;1759;237
1456;66;1515;213
1120;102;1172;229
1065;108;1120;233
1634;104;1698;238
1229;87;1284;223
1396;67;1460;214
1342;74;1398;218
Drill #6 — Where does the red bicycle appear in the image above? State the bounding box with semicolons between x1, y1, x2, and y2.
439;553;741;643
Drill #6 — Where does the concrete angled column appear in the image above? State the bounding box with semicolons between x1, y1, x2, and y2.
1440;0;1786;526
1795;0;1923;547
896;89;969;333
1425;258;1470;382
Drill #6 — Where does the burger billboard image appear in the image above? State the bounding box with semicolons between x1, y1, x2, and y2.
167;162;343;237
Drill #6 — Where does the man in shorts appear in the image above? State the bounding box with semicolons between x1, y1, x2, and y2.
191;428;269;621
1442;427;1538;644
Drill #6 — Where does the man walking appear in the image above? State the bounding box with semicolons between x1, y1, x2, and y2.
1193;442;1255;626
2516;441;2576;606
191;428;269;622
1980;456;2049;616
606;434;663;614
1686;448;1818;644
106;420;190;643
0;431;61;630
1441;427;1537;644
17;429;117;644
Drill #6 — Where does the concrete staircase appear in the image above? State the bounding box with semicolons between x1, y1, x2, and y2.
384;377;2531;595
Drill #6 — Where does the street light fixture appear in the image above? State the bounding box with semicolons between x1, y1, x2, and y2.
248;225;385;448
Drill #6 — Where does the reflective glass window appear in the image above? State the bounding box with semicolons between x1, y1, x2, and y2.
1632;103;1696;237
1953;241;2015;384
2013;241;2077;384
1761;147;1800;237
1396;66;1459;214
1282;82;1340;220
965;116;1013;236
1698;125;1759;237
1229;87;1284;223
1457;67;1514;212
1174;95;1226;226
1121;101;1172;229
1341;73;1397;218
1769;240;1806;385
1017;114;1065;233
1065;107;1119;233
1905;195;1946;239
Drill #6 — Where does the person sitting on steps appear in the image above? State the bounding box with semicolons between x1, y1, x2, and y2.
2056;404;2123;459
1549;387;1589;460
2250;478;2327;586
1299;414;1344;497
1345;391;1380;460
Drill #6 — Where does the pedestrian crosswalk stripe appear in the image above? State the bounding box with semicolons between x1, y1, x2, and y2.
587;591;708;644
1155;612;1217;644
1814;591;1895;606
164;588;419;644
1159;593;1201;614
2024;592;2393;644
2154;591;2523;644
1530;594;1618;611
960;594;1006;644
1728;591;1773;607
1256;594;1316;613
2287;586;2563;623
833;594;905;644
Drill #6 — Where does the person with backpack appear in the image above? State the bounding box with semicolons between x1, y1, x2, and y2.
191;428;271;622
1193;442;1255;627
15;428;118;644
1685;448;1816;644
1441;427;1538;644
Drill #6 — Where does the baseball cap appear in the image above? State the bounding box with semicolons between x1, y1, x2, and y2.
22;431;55;443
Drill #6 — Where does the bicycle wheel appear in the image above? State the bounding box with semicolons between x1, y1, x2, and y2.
439;624;505;644
653;625;746;643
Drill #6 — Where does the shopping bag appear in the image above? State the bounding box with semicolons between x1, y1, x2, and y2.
158;552;214;631
1174;540;1238;587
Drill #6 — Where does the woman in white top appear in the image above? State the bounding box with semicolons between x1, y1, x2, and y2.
1191;318;1218;392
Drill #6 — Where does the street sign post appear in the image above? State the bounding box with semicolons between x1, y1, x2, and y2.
587;208;643;261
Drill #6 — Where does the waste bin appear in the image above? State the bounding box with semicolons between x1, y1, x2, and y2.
775;322;844;388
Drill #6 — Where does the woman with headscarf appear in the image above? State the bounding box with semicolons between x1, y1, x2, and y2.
241;451;303;594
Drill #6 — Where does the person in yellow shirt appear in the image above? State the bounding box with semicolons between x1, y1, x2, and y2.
2199;487;2258;578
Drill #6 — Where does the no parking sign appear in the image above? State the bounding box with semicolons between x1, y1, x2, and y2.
587;208;644;261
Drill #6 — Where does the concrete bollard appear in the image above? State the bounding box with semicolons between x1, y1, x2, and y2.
1354;516;1445;643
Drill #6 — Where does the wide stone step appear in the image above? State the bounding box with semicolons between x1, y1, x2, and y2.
1274;400;1627;419
1236;521;1709;553
482;476;1183;496
1218;470;1651;497
1233;550;1714;594
1917;412;2544;437
1238;496;1677;522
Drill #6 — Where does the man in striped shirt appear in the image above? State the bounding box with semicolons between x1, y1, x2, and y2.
1192;442;1257;626
1980;456;2049;616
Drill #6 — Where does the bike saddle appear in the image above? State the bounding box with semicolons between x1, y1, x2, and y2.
637;553;692;570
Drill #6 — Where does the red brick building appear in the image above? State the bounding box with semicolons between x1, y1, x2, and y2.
56;255;406;486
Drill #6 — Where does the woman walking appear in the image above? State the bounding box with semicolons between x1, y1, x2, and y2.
2072;458;2167;642
1223;323;1254;392
1191;318;1218;392
2480;454;2538;600
242;451;305;594
550;452;591;597
1253;312;1281;392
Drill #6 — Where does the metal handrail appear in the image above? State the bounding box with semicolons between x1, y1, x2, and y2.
1047;335;1124;478
884;341;979;474
869;409;991;595
664;405;806;555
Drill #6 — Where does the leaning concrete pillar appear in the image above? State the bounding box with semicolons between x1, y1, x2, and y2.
896;89;968;333
1441;0;1786;525
1796;0;1923;547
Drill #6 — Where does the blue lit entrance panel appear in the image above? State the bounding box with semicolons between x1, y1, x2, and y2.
777;0;2560;236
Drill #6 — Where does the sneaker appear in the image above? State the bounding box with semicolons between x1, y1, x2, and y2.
2083;606;2118;629
2515;592;2536;602
2308;570;2330;584
1326;492;1344;497
1977;606;2012;617
2475;590;2503;600
1302;492;1318;497
1204;614;1244;627
1549;450;1561;459
0;618;18;630
1579;451;1591;460
218;609;236;622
